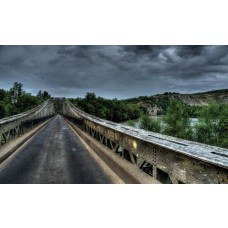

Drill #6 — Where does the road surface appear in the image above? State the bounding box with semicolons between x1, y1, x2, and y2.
0;115;115;184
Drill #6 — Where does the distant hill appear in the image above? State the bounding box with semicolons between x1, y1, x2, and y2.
123;89;228;116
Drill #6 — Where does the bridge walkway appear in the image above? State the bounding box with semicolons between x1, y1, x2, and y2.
0;115;117;184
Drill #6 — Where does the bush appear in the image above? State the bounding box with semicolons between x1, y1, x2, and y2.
163;99;193;140
194;103;228;148
70;92;142;123
0;82;51;119
126;120;136;127
139;115;162;133
0;102;6;119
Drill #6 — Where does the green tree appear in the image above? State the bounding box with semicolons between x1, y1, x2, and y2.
16;93;39;113
0;89;6;101
9;82;25;103
37;90;51;101
0;82;52;119
139;114;162;133
42;91;51;100
69;93;142;123
126;120;136;127
85;92;96;101
0;101;6;118
194;103;228;148
37;90;42;100
163;99;193;140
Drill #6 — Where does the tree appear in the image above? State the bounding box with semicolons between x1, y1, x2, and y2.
139;114;162;133
15;93;39;113
9;82;25;103
0;101;6;119
194;103;228;148
85;92;96;101
69;93;142;123
37;90;51;101
43;91;51;99
163;99;193;140
0;82;52;119
126;120;136;127
0;89;6;101
37;90;42;100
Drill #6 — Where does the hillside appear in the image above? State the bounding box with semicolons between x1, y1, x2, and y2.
123;89;228;116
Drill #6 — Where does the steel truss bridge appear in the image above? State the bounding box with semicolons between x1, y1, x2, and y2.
0;98;228;184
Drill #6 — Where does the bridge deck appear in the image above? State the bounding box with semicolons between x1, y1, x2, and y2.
0;115;116;184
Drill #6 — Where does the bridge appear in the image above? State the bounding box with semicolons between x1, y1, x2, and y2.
0;98;228;184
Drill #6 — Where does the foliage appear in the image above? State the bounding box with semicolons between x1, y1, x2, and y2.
193;89;228;95
139;114;162;133
194;103;228;148
138;100;228;149
37;90;51;101
184;105;203;118
0;82;51;119
0;101;6;119
69;92;141;123
9;82;25;104
139;106;148;115
163;99;193;140
156;97;170;112
126;120;136;127
122;89;228;117
0;89;6;101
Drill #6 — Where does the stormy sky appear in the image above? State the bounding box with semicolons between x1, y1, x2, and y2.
0;45;228;99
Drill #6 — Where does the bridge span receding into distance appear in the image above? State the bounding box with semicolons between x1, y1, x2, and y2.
0;97;228;184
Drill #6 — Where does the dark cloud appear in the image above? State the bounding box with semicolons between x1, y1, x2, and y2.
0;45;228;99
174;45;205;58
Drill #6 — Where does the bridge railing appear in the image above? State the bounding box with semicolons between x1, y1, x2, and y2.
0;99;55;148
63;99;228;184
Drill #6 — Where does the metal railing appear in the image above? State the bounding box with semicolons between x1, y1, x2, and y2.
0;99;55;148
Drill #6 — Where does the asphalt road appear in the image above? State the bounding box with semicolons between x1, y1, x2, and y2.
0;115;114;184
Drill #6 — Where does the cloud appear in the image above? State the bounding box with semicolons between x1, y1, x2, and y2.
0;45;228;99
